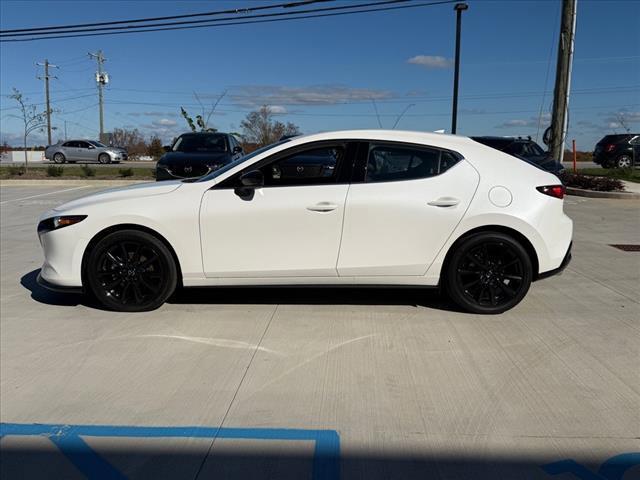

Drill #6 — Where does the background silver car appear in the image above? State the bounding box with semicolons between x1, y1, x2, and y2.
44;140;127;164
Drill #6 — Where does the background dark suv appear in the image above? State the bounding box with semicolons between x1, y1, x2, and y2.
593;134;639;169
471;136;564;174
155;132;243;181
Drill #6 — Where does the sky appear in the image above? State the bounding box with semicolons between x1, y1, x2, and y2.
1;0;639;150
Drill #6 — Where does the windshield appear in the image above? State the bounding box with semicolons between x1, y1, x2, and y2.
195;139;290;183
88;140;106;147
172;133;228;153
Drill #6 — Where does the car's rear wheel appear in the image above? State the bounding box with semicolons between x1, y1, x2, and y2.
98;153;111;164
53;153;65;164
444;232;532;314
616;154;633;169
86;230;177;312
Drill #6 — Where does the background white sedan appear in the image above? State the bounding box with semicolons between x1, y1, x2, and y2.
37;130;572;314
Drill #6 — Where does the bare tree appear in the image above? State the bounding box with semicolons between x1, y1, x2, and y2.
615;113;631;133
9;88;47;169
240;105;301;147
110;127;147;157
180;90;227;132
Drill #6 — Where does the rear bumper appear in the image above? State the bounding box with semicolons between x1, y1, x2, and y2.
537;242;572;280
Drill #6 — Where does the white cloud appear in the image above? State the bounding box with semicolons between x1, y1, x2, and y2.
228;84;392;107
152;118;177;127
267;105;287;114
407;55;453;69
500;119;533;127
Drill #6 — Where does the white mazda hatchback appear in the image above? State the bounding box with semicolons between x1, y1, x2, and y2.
37;130;572;314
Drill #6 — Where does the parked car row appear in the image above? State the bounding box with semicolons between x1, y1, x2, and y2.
44;140;127;164
43;132;638;175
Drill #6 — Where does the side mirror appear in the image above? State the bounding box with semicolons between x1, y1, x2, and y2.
88;145;95;149
235;170;263;200
232;145;243;154
163;145;171;152
240;170;263;188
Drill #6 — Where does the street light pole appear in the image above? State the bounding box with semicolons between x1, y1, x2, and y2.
451;3;468;135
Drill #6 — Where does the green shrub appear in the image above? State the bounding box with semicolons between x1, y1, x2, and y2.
560;172;624;192
118;167;133;177
79;164;96;177
46;165;64;177
8;165;26;176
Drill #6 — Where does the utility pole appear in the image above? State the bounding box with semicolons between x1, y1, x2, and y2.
548;0;577;162
451;3;468;135
88;50;108;142
36;59;57;145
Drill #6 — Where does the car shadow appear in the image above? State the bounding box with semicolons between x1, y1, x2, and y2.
169;285;462;312
21;269;462;312
2;439;632;480
20;269;89;308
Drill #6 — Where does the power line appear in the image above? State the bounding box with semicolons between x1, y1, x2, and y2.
0;0;408;38
0;0;332;34
0;1;457;42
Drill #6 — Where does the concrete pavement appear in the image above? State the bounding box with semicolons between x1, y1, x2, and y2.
1;184;639;480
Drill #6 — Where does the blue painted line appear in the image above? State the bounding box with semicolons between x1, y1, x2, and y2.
0;422;341;480
597;452;640;480
48;432;127;480
541;453;640;480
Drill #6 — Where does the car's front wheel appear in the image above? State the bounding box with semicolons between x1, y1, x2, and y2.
98;153;111;164
86;230;177;312
53;153;66;164
444;232;533;314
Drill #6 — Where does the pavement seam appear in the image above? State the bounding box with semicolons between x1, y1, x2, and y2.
566;266;640;305
191;304;279;480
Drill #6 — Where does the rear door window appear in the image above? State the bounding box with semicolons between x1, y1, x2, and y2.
365;143;460;183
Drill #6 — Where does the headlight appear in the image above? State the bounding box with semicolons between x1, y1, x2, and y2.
38;215;87;235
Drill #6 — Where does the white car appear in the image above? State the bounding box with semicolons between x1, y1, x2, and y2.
37;130;572;314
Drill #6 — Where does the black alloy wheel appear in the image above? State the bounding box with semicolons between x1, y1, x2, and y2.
445;232;532;314
86;230;177;312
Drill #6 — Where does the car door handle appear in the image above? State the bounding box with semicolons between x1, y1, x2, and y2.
428;197;460;207
307;202;339;212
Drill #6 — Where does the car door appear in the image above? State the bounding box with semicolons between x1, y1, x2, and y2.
337;141;480;277
199;141;355;278
61;141;78;161
76;141;97;162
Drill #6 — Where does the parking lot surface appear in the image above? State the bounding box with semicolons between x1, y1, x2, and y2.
1;184;639;479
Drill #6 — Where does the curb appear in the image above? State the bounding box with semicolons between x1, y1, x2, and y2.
0;179;150;187
566;186;640;199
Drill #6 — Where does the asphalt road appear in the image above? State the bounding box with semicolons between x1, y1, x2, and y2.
1;184;639;480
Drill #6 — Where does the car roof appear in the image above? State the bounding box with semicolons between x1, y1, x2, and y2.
284;129;477;151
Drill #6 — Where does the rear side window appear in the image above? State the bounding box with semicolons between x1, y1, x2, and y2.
62;141;77;148
365;143;460;183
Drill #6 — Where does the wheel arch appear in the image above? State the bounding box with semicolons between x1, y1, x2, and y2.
81;223;184;288
440;225;540;283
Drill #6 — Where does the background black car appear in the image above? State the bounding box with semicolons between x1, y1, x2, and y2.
155;132;243;181
471;136;564;175
593;134;639;169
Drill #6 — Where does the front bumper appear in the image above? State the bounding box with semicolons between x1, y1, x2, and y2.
537;242;572;280
37;271;83;294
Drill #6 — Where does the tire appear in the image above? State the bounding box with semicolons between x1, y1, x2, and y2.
85;230;177;312
444;232;533;314
616;155;632;169
53;152;66;164
98;153;111;164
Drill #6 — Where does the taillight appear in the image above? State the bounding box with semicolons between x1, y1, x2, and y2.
605;144;616;152
537;185;565;199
